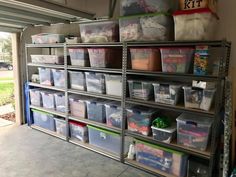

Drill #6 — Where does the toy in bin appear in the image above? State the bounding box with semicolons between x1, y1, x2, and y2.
176;113;213;151
151;117;176;143
194;46;209;75
126;106;158;136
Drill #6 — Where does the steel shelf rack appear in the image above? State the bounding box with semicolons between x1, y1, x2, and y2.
25;40;231;177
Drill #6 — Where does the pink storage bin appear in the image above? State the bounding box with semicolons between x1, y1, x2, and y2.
88;48;122;68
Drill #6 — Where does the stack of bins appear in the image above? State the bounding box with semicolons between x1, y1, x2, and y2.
119;0;175;42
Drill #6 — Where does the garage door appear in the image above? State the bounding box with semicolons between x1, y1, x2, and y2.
0;0;95;33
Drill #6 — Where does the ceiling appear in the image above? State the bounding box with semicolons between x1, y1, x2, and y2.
0;0;96;33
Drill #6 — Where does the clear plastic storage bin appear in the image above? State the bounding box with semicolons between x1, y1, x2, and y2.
88;125;129;155
86;100;106;123
69;121;88;142
119;13;173;42
183;87;215;111
41;90;56;110
127;107;158;136
80;21;119;43
54;93;65;112
151;124;176;143
105;74;122;96
187;158;209;177
176;113;213;151
31;55;64;64
31;33;65;44
173;9;218;41
120;0;174;16
29;89;42;106
160;48;194;73
68;71;86;90
38;68;53;86
68;48;89;66
52;69;65;88
55;118;67;136
130;48;161;71
128;80;153;100
88;48;122;68
153;83;182;105
32;110;55;131
105;102;122;128
135;140;188;177
85;72;105;94
69;96;89;118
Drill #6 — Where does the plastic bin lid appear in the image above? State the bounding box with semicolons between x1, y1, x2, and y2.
176;113;213;127
87;125;119;137
152;82;182;88
119;12;170;19
128;80;153;84
151;123;177;133
68;70;84;74
31;109;53;116
173;8;218;18
69;120;86;127
135;139;186;155
54;117;66;123
126;106;158;115
105;101;121;108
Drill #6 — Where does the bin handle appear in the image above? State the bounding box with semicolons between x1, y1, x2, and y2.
186;121;197;126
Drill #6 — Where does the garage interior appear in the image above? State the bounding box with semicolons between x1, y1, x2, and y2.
0;0;236;177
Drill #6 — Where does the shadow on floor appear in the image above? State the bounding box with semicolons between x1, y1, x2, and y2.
0;125;154;177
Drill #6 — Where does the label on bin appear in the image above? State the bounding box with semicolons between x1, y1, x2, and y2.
100;132;107;139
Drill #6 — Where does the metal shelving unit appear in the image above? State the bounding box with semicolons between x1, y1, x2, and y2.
25;40;231;177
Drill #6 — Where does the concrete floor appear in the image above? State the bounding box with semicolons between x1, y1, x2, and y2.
0;125;155;177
